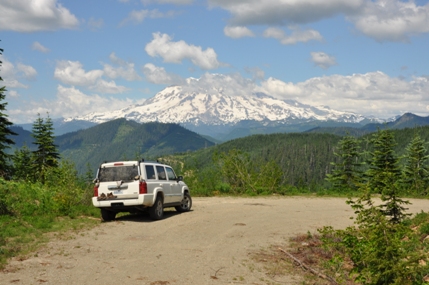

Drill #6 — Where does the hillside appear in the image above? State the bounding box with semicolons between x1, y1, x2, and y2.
166;125;429;191
55;119;215;174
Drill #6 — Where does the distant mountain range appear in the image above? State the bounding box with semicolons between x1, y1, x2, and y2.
15;85;429;140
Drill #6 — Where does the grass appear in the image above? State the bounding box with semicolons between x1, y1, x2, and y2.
0;208;100;269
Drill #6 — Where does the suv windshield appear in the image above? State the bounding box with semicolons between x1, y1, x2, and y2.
98;166;139;182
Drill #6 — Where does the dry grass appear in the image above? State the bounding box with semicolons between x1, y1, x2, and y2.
251;232;357;285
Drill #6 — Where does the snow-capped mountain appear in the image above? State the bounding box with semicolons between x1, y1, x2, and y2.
67;86;371;130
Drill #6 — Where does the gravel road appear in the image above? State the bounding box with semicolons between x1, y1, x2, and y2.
2;196;428;285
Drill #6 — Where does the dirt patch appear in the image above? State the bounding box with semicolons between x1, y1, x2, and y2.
1;197;428;285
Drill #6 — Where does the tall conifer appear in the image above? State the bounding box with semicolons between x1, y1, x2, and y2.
0;44;17;178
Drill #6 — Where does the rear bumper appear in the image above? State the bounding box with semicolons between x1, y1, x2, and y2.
92;194;154;208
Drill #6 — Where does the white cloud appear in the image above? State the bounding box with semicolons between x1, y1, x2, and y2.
210;0;429;42
89;80;130;94
0;56;36;88
349;0;429;42
145;32;221;70
224;26;255;38
141;0;194;4
120;9;177;26
54;60;103;86
311;52;337;69
32;42;50;53
103;53;141;81
0;0;79;32
260;72;429;118
54;60;130;94
208;0;364;26
9;85;142;123
183;73;257;97
143;63;185;85
263;26;323;45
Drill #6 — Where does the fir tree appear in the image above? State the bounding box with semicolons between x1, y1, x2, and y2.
402;133;429;195
326;135;363;192
0;44;17;178
366;129;410;223
31;113;60;183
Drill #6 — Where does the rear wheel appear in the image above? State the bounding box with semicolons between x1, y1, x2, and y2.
149;195;164;220
101;208;116;222
175;192;192;212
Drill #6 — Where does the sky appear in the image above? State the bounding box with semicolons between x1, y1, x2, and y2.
1;0;429;124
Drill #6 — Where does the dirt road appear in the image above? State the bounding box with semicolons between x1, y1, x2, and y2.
2;197;428;285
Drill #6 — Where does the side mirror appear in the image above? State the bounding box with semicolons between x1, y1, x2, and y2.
177;176;183;181
92;178;99;183
134;175;140;180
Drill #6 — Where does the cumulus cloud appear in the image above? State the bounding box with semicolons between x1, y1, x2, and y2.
0;56;36;88
54;60;130;94
142;63;185;85
0;0;79;32
145;32;221;70
120;9;177;26
54;60;103;86
311;52;337;69
210;0;429;42
183;73;257;97
9;85;142;123
141;0;194;4
208;0;364;26
263;26;323;45
103;53;141;81
32;42;50;53
224;26;255;38
349;0;429;42
259;72;429;118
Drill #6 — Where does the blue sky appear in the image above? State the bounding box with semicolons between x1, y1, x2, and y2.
1;0;429;124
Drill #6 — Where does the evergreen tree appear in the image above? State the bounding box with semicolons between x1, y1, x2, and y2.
402;133;429;195
326;135;363;192
11;145;32;181
0;45;17;178
366;129;409;223
31;114;60;183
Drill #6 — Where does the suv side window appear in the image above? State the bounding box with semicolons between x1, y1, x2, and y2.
156;165;166;180
145;165;156;180
166;167;176;180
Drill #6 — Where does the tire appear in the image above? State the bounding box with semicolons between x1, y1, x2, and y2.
175;192;192;212
101;208;116;222
149;195;164;220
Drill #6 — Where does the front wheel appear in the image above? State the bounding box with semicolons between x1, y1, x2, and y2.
175;192;192;212
101;208;116;222
149;195;164;220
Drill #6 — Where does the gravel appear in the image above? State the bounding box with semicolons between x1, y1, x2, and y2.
2;196;428;285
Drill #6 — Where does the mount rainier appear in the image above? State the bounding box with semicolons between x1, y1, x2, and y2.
66;85;376;139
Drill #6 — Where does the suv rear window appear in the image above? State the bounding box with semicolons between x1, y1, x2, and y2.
98;165;139;182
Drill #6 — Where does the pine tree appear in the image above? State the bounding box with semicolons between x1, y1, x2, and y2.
402;133;429;195
0;45;17;178
31;114;60;183
366;129;410;223
11;145;32;181
326;135;363;192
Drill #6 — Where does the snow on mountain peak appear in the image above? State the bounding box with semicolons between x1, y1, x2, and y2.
66;85;367;125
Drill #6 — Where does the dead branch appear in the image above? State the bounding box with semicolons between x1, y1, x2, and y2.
278;247;338;285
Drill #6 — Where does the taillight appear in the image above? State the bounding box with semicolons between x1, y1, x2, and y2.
139;181;147;194
93;185;99;197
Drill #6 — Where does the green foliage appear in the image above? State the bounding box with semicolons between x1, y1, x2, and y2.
31;114;60;183
326;135;363;192
402;133;429;195
214;149;281;194
0;45;17;178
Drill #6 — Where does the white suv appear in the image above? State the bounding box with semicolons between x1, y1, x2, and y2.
92;159;192;221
